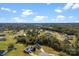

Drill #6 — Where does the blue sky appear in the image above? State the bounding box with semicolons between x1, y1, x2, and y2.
0;3;79;23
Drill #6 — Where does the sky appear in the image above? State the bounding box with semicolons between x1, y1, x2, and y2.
0;3;79;23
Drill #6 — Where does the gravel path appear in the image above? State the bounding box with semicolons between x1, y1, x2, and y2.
39;48;58;56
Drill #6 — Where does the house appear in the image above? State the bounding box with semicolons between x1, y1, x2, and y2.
0;50;7;56
0;34;6;41
64;34;69;39
64;34;73;40
24;46;35;53
24;44;41;54
64;39;70;44
0;34;5;36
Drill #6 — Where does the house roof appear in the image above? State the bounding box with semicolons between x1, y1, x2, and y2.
0;50;7;56
0;34;5;36
24;46;33;53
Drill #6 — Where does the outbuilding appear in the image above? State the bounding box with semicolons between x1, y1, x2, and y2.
0;34;6;41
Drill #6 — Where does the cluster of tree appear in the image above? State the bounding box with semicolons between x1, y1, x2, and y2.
15;30;78;56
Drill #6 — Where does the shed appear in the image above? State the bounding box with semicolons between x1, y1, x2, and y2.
0;34;6;41
0;34;5;36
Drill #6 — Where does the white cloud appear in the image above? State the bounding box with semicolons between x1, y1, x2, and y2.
52;15;79;23
56;15;75;20
1;7;11;12
12;10;16;13
33;16;48;22
21;9;33;16
63;3;79;10
63;3;74;10
56;15;65;20
0;7;16;13
74;20;79;23
46;2;51;5
55;9;62;13
21;9;25;11
12;17;27;23
68;16;74;18
51;15;65;23
72;3;79;9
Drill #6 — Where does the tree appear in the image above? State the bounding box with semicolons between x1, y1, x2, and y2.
16;36;29;45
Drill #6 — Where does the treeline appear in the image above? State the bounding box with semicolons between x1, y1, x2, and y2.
0;23;79;33
41;23;79;35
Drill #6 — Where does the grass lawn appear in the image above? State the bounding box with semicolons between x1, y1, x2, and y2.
33;49;41;55
0;32;16;49
5;43;29;56
0;31;30;56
